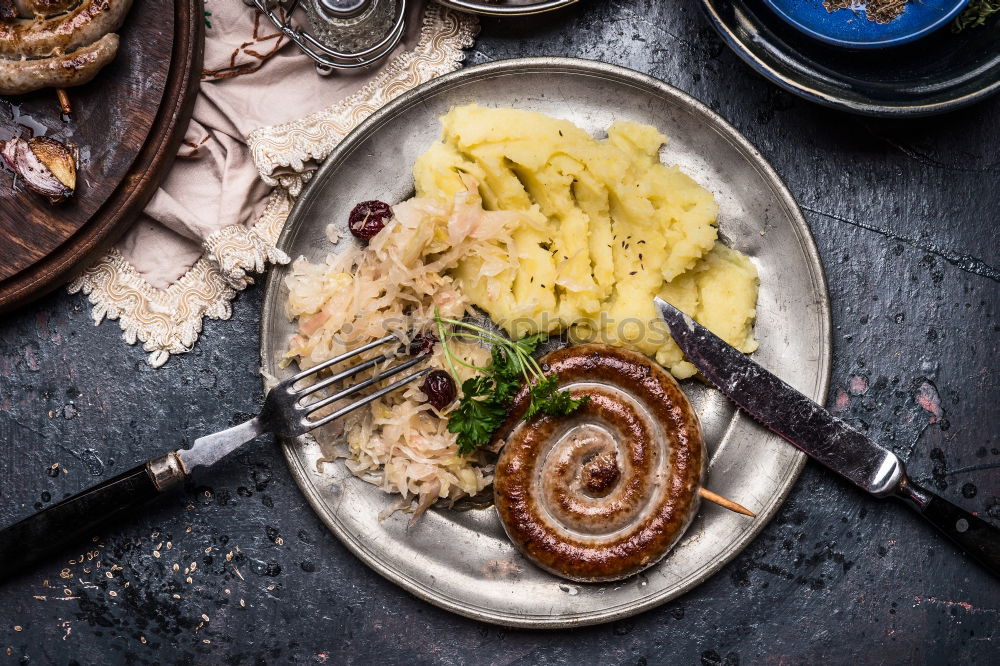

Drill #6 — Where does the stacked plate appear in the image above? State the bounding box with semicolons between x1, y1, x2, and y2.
699;0;1000;115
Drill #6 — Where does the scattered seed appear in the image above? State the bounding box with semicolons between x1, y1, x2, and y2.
108;591;117;597
152;551;160;559
240;599;246;607
173;563;180;572
201;614;210;622
14;626;22;632
186;577;193;584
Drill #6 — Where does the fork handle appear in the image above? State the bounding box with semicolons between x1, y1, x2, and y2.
0;453;185;581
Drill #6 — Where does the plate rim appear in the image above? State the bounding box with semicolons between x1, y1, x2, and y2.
698;0;1000;116
260;56;832;628
434;0;580;16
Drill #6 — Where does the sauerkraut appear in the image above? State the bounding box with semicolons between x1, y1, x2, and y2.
283;177;530;520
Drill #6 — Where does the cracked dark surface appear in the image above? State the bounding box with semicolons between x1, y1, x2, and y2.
1;1;998;663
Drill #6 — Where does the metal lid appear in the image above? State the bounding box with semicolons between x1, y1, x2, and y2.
317;0;370;19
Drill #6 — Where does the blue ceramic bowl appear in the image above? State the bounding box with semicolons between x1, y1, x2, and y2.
763;0;971;49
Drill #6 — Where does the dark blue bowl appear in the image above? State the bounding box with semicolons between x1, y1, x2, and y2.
763;0;971;48
699;0;1000;115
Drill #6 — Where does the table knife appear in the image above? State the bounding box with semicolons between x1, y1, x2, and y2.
654;297;1000;577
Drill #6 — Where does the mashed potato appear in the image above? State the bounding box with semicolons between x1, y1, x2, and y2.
413;105;759;378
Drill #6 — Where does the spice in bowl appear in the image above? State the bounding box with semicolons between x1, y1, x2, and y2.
823;0;909;24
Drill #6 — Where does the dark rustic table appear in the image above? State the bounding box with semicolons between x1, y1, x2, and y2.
1;2;998;664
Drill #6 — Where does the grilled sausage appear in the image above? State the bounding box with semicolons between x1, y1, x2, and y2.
0;0;130;58
492;344;705;583
11;0;81;18
0;32;117;94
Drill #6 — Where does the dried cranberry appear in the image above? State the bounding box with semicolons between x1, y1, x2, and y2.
348;200;393;241
410;332;437;355
421;370;456;410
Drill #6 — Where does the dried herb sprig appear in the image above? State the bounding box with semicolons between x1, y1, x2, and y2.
953;0;1000;32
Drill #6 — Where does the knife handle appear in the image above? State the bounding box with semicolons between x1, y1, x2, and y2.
900;478;1000;578
0;453;186;582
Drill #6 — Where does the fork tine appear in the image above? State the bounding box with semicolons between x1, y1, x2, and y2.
309;366;432;429
295;354;386;399
288;334;397;385
301;354;428;416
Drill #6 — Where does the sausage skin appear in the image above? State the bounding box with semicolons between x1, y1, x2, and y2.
0;31;117;94
11;0;81;18
0;0;131;58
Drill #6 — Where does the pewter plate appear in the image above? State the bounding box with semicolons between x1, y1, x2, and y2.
260;58;831;628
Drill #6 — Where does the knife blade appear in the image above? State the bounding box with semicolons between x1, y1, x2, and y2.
654;297;1000;577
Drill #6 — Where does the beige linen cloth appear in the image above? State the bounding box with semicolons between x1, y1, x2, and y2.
69;1;477;367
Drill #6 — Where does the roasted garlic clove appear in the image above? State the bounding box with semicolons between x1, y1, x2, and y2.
1;136;77;203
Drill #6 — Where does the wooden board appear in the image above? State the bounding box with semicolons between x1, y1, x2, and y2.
0;0;203;312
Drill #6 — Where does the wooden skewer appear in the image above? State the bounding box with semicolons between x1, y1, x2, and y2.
55;89;72;115
699;487;755;517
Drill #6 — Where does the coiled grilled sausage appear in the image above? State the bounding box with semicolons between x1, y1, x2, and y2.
0;32;117;94
0;0;130;58
492;344;705;583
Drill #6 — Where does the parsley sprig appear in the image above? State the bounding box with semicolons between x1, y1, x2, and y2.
433;313;588;455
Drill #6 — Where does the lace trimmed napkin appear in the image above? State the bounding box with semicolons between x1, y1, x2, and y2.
68;0;477;367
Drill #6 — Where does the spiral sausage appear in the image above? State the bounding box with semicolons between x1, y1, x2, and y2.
492;344;705;582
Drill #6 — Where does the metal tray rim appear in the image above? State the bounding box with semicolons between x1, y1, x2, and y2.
433;0;579;17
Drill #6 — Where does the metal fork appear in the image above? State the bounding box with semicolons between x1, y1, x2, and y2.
0;335;430;581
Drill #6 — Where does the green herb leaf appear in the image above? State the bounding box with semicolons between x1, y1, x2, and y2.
953;0;999;31
447;390;506;455
433;313;588;455
525;374;590;419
